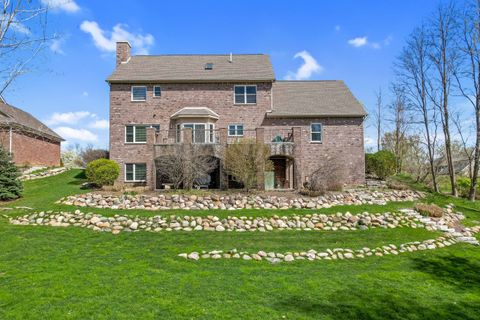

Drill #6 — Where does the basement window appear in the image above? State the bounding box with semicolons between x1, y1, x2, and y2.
125;163;146;182
153;86;161;97
204;63;214;70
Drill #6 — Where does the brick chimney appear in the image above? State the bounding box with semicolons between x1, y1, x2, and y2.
116;41;131;66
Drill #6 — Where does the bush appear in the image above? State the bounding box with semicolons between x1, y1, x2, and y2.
367;150;397;180
414;203;443;218
386;177;409;190
85;159;119;187
365;153;376;175
456;177;471;198
0;146;23;200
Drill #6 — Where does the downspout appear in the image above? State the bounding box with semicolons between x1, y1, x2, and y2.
9;126;12;154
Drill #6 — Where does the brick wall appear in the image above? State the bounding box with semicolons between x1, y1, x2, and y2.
109;82;365;188
0;129;61;167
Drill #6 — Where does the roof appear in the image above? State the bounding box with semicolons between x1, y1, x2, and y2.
171;107;219;120
107;54;275;83
268;81;367;118
0;102;63;141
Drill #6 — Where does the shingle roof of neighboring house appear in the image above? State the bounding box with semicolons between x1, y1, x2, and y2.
0;102;63;141
107;54;275;83
269;81;367;118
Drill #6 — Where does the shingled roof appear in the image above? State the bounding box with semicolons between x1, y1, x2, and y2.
0;102;63;141
107;54;275;83
269;81;367;118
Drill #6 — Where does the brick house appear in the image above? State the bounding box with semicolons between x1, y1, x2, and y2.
0;100;63;167
108;42;366;190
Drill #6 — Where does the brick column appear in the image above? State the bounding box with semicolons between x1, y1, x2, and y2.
218;128;227;145
256;127;266;190
292;127;303;190
183;128;193;144
146;127;156;190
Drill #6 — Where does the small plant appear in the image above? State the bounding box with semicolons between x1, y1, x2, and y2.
386;178;409;190
414;203;443;218
456;177;471;198
123;191;138;196
0;146;23;200
299;188;325;197
85;159;120;187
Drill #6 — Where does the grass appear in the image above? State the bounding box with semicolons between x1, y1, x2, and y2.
0;170;479;319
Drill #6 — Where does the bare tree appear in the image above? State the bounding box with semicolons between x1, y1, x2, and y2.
427;2;461;196
452;113;474;179
0;0;55;95
385;84;410;173
454;0;480;200
156;144;218;190
395;24;440;192
373;87;383;152
224;139;273;191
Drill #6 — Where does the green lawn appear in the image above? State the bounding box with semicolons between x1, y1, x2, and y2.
0;170;479;319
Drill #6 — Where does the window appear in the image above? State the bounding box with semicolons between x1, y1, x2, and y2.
131;86;147;101
125;163;146;182
204;63;213;70
153;86;161;97
125;125;160;143
310;123;322;142
234;85;256;104
176;123;215;143
228;124;244;136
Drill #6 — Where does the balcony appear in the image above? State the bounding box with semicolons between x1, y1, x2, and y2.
151;127;296;157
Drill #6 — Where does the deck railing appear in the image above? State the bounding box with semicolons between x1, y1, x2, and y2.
153;128;295;145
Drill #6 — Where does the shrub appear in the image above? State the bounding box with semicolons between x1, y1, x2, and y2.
367;150;397;180
456;177;471;198
414;203;443;218
0;146;23;200
365;153;376;175
85;159;119;187
306;160;345;193
61;149;81;168
299;188;325;197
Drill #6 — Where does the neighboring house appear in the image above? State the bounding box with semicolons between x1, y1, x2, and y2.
436;158;473;177
0;101;63;167
107;41;367;190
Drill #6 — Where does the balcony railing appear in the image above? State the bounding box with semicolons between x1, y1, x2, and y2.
153;128;295;145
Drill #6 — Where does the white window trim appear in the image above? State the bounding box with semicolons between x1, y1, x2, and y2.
125;125;159;144
124;163;147;182
228;124;244;136
234;85;257;105
153;85;161;97
131;86;147;102
310;123;323;143
177;123;216;143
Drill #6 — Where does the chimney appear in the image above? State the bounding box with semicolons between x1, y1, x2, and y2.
116;41;131;66
229;52;233;63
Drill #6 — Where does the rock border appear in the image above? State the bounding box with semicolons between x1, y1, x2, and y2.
20;167;68;181
57;189;423;211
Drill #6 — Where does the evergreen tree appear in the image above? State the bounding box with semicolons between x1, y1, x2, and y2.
0;146;22;200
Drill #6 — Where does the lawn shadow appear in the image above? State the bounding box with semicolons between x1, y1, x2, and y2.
275;288;478;319
410;254;480;290
67;170;87;186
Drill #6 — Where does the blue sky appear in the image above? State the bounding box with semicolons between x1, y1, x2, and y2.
4;0;457;150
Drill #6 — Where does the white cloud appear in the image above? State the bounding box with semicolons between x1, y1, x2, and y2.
80;20;154;54
82;91;88;97
41;0;80;13
371;42;381;50
0;13;31;35
45;111;91;125
348;36;368;47
89;119;109;130
50;38;65;54
283;50;323;80
54;127;98;142
335;25;341;32
384;35;393;46
365;137;375;146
